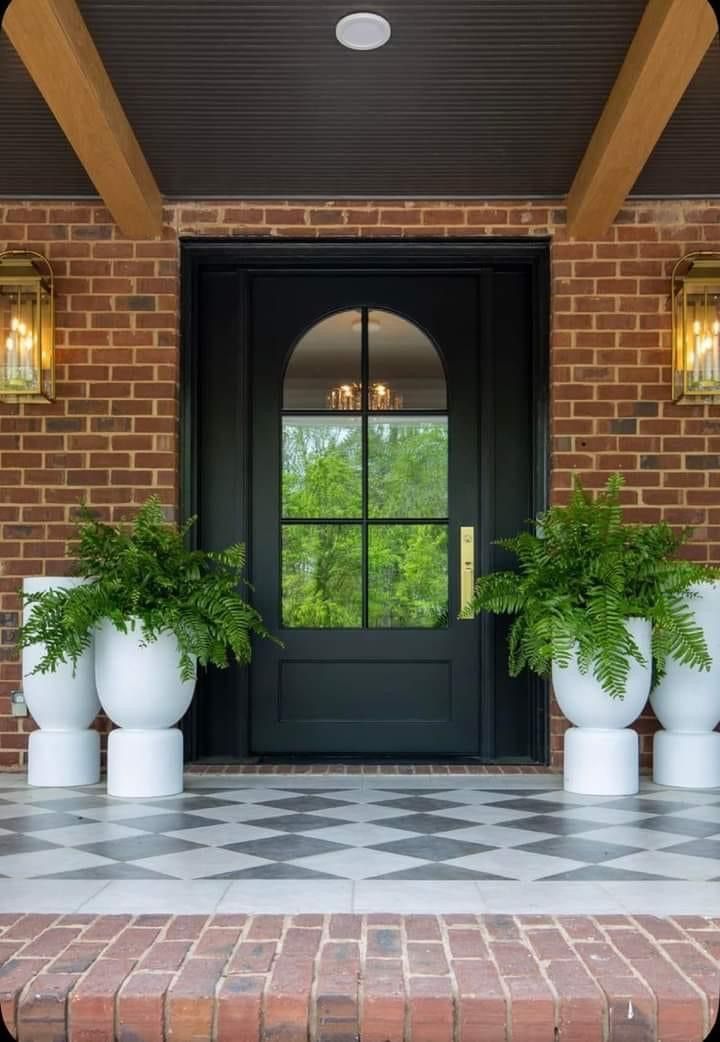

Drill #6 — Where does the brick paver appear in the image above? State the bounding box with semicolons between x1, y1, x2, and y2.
0;914;715;1040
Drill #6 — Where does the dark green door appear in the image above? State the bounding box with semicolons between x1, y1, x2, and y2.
251;274;481;754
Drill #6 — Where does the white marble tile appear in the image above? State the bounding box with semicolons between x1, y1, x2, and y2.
570;826;690;850
354;881;483;912
548;807;655;825
437;824;555;847
182;803;290;823
475;881;623;914
597;881;720;915
426;805;532;825
436;789;532;805
164;823;282;847
603;850;719;882
78;802;180;822
0;880;108;911
132;847;269;880
78;880;231;914
302;822;418;847
0;848;115;878
450;847;585;881
665;806;720;823
203;788;302;804
218;880;353;913
305;803;408;823
292;848;425;881
28;822;147;847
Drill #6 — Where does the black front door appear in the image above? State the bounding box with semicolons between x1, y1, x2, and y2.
252;274;480;754
184;241;548;763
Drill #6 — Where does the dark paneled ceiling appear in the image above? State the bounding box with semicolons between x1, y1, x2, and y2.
0;0;719;199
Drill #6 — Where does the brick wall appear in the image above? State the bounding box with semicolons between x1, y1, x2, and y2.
1;198;719;770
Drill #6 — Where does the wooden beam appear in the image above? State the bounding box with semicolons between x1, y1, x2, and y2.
566;0;717;240
2;0;162;238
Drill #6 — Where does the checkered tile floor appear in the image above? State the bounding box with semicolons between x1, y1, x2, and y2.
1;776;720;882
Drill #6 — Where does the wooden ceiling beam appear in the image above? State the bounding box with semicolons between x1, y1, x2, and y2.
566;0;717;240
2;0;162;238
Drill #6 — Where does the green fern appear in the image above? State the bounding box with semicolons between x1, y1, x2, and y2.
462;474;716;699
18;498;276;681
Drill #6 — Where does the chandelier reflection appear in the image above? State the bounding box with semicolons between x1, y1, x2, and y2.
327;381;403;410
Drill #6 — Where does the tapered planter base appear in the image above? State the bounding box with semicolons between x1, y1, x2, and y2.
107;728;183;799
28;730;100;787
653;731;720;789
564;727;639;796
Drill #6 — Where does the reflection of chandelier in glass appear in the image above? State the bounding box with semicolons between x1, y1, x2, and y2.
327;381;403;410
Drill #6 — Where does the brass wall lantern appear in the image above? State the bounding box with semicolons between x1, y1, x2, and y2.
672;251;720;403
0;250;54;402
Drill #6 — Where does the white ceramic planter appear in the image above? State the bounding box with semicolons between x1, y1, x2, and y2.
23;577;101;787
552;617;652;796
94;619;196;798
651;581;720;789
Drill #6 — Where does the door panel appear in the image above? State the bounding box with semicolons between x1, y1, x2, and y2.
251;274;480;755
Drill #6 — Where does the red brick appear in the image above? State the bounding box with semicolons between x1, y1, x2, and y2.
166;957;225;1041
68;957;134;1042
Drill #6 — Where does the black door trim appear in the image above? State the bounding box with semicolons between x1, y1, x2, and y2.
180;238;550;764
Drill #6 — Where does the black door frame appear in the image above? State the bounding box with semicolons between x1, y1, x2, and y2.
180;238;551;764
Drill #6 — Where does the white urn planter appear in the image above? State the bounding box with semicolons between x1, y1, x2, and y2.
651;581;720;789
23;577;101;787
94;619;195;798
552;617;652;796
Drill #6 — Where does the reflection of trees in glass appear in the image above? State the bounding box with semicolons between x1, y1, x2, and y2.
369;420;448;518
283;421;362;519
369;525;448;628
282;525;361;627
281;419;448;628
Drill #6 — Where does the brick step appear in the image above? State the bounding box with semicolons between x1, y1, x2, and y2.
0;913;717;1041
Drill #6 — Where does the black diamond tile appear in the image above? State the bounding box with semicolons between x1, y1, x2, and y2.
516;837;642;863
598;798;699;814
499;815;609;836
22;796;115;812
368;788;446;796
541;866;676;881
0;834;61;856
0;813;96;833
379;797;464;812
491;798;572;814
260;796;353;812
78;835;202;861
371;835;493;861
111;814;225;833
248;814;347;833
375;814;478;834
224;834;349;861
636;816;720;839
373;864;509;880
140;796;244;812
659;838;720;860
203;863;339;880
38;863;176;880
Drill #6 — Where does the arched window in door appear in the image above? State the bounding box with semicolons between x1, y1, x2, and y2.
282;308;448;629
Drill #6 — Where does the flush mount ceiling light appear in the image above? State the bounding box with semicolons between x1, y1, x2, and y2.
336;12;391;51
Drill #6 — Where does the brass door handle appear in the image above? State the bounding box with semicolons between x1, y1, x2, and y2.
459;526;475;617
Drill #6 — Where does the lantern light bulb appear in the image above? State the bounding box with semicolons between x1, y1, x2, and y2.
694;320;702;335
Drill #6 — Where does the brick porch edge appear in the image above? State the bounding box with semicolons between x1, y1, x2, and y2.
0;914;717;1041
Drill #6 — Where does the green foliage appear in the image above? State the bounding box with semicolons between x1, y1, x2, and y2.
18;498;272;681
463;474;716;699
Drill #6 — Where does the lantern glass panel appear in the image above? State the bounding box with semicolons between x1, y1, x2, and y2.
682;283;720;396
0;282;42;396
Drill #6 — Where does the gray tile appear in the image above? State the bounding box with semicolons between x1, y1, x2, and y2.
491;798;578;814
217;880;353;913
203;863;339;880
224;834;349;862
38;863;176;880
372;835;492;861
260;796;353;812
247;813;347;833
139;796;247;812
516;837;643;863
638;816;720;838
499;815;609;836
373;863;508;881
374;813;479;834
78;835;202;862
23;796;117;812
0;834;61;856
660;838;720;861
599;798;698;814
378;796;465;812
0;813;99;833
542;866;676;881
110;813;225;833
